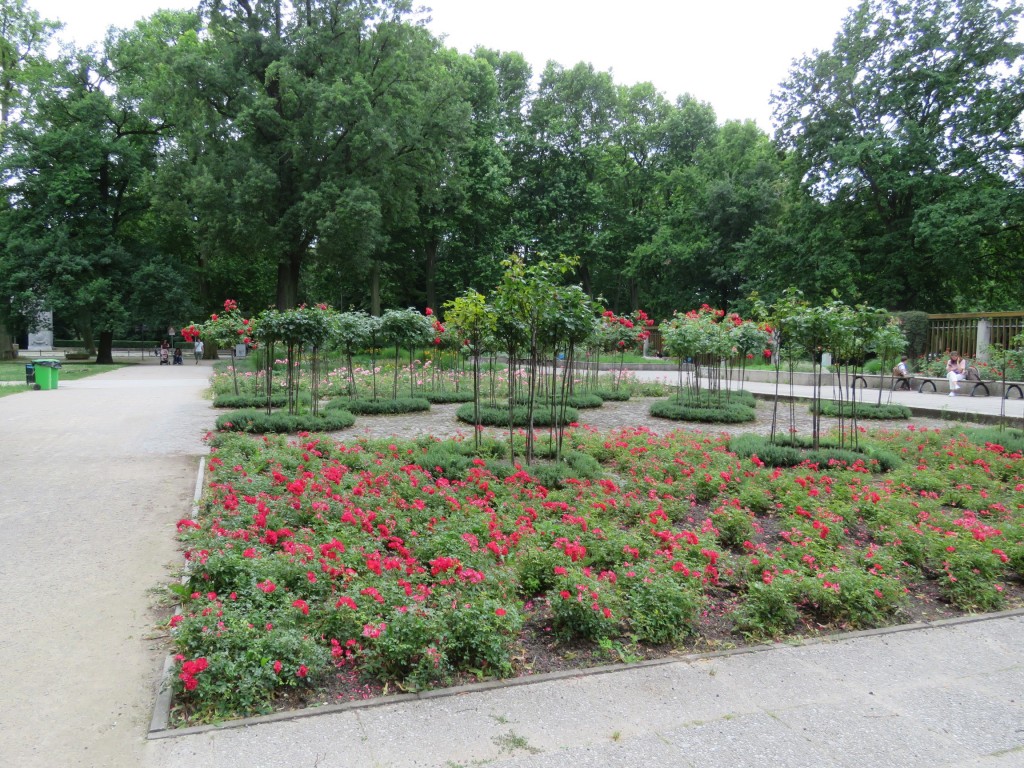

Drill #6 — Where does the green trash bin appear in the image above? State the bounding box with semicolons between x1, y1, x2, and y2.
34;358;62;390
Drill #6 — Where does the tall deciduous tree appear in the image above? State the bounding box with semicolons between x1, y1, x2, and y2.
0;0;60;345
518;62;619;295
0;0;59;141
162;0;469;311
627;106;783;317
0;41;172;362
773;0;1024;311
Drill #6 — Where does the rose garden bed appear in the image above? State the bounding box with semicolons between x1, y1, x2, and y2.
167;422;1024;725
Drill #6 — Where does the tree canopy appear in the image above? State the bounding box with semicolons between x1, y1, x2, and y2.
1;0;1022;354
772;0;1024;311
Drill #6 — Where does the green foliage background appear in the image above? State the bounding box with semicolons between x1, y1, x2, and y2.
1;0;1022;355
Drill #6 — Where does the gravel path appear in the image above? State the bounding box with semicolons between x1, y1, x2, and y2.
0;362;213;768
328;397;952;442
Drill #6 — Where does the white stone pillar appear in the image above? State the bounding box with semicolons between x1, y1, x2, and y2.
976;318;991;362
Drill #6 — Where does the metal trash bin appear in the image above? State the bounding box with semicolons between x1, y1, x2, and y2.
25;363;35;386
33;358;62;390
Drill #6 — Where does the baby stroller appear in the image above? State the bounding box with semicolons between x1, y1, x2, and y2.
159;346;170;365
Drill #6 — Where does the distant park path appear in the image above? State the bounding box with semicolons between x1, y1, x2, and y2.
0;362;213;767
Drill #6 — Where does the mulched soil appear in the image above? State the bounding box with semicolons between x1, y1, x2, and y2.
257;398;1021;716
280;581;1024;714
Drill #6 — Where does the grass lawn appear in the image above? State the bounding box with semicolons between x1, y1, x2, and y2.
0;384;32;398
0;358;133;382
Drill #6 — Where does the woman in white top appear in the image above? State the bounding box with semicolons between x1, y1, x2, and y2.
946;351;966;395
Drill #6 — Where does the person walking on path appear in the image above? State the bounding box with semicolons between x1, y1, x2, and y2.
193;338;204;364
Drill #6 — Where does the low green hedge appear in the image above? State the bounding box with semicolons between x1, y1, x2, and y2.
593;388;631;401
325;397;430;415
215;408;355;434
961;426;1024;454
456;402;580;427
650;401;756;423
421;390;475;404
729;433;901;472
563;393;604;409
650;390;756;423
811;400;912;419
511;394;603;409
213;394;289;409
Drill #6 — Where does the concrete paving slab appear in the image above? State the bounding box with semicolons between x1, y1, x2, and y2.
771;699;973;767
790;633;960;694
663;711;845;768
674;646;840;713
974;665;1024;704
146;716;376;768
881;684;1024;755
482;733;689;767
951;748;1024;767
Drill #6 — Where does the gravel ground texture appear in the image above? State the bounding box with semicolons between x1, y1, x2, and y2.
328;396;952;442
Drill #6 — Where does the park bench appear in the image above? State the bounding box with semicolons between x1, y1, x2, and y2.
916;375;991;396
890;370;913;391
832;372;1022;398
913;369;1023;398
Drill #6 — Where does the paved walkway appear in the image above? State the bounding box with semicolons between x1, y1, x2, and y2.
0;361;212;768
1;362;1021;767
627;368;1024;425
146;614;1024;768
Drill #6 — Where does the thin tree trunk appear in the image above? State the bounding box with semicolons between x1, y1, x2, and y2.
425;238;439;313
370;263;381;317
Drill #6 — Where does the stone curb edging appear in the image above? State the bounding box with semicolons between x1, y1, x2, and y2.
149;454;207;735
146;602;1024;740
746;390;1017;425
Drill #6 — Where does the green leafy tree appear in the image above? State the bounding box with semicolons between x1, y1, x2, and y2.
0;43;171;362
0;0;59;140
379;308;433;399
773;0;1024;310
443;290;494;448
160;0;474;311
0;0;60;349
631;118;783;314
330;311;372;397
518;62;619;296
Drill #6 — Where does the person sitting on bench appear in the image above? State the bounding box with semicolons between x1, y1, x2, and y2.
946;351;966;396
892;355;911;389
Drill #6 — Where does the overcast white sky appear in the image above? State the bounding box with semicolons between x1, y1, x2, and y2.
28;0;857;130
